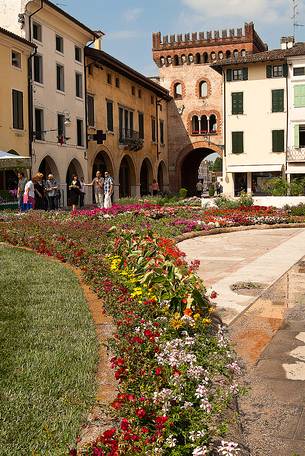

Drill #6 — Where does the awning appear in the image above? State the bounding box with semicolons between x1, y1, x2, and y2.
0;151;31;170
226;164;283;173
286;163;305;174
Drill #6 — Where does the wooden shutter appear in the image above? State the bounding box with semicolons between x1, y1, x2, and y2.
232;132;244;154
232;92;243;114
272;130;284;152
266;65;272;78
272;89;284;112
294;85;305;107
242;67;248;80
226;69;232;81
107;101;113;131
294;124;300;148
12;90;23;130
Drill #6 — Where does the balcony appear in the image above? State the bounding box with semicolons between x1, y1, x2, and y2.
119;129;144;151
287;147;305;162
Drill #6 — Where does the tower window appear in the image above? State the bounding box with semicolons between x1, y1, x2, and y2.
199;81;208;98
174;83;182;99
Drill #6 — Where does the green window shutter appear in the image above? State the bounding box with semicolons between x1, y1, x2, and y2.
232;131;244;154
227;69;232;81
242;67;248;80
272;130;284;152
294;85;305;107
106;101;113;131
272;89;284;112
266;65;272;78
294;124;300;147
232;92;243;114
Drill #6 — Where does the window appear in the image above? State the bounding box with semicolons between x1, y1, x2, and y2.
107;73;112;84
106;100;113;132
209;114;217;133
33;22;42;42
115;77;120;88
151;117;156;142
56;35;64;53
218;51;224;60
77;119;84;146
233;49;239;59
87;95;95;127
57;114;65;143
227;68;248;81
232;131;244;154
12;90;23;130
272;130;284;152
199;81;208;98
75;46;82;62
33;55;43;83
272;89;284;112
195;53;201;64
75;72;83;98
294;85;305;107
12;50;21;68
119;107;134;141
56;64;64;92
232;92;243;114
266;64;288;78
160;120;164;144
132;86;135;95
35;108;44;140
138;89;142;99
174;82;182;99
293;67;305;76
294;124;305;148
138;112;144;139
241;49;246;57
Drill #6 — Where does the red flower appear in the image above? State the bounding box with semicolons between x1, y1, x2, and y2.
136;408;146;418
141;427;149;434
121;418;129;431
155;367;162;376
111;400;122;410
103;428;116;439
210;291;217;299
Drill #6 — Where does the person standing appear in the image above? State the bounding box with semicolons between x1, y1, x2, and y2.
196;180;203;197
69;175;81;212
104;171;113;209
23;178;35;209
17;172;27;210
152;179;159;196
33;173;44;209
45;174;58;210
85;171;104;208
79;177;85;208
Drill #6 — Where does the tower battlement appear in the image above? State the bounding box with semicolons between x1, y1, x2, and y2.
152;22;267;67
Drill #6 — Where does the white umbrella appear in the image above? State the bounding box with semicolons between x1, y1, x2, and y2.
0;151;31;170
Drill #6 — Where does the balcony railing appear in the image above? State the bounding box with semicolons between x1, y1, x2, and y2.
191;129;217;136
119;129;144;151
287;147;305;162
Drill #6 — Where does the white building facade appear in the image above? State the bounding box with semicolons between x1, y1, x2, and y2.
0;0;98;205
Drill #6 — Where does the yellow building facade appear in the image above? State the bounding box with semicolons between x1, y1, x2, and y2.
85;45;170;200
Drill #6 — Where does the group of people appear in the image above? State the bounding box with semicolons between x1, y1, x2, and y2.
16;170;114;212
17;172;60;211
196;180;223;197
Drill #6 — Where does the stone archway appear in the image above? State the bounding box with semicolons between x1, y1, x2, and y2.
92;149;114;180
175;141;223;195
38;155;60;181
140;158;153;196
119;155;136;197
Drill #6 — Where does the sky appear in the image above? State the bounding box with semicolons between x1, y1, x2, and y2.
61;0;305;76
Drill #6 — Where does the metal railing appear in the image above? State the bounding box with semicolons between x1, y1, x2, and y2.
287;147;305;162
119;129;144;150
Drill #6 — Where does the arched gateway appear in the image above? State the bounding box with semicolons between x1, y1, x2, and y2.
175;142;223;195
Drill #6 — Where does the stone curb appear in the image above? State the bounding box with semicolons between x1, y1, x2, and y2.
174;222;305;244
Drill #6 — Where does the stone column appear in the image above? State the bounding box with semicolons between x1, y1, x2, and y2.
113;184;120;202
247;172;252;194
131;184;141;198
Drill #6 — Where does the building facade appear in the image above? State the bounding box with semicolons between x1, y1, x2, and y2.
0;26;34;190
152;22;267;194
85;44;170;200
0;0;98;205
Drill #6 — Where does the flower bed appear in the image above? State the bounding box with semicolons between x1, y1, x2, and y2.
0;210;243;456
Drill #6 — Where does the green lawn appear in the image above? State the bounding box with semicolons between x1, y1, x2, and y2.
0;246;98;456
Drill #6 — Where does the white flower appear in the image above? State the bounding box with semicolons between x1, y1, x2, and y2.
182;401;193;409
200;399;212;413
226;362;241;375
195;384;207;399
217;440;240;455
165;435;177;448
193;446;208;455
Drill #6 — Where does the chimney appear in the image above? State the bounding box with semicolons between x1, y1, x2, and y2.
94;30;104;51
287;36;295;48
281;37;288;50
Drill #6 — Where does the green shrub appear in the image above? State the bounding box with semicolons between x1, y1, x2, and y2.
264;177;288;196
215;195;239;209
238;191;253;207
290;178;305;196
178;187;188;199
289;203;305;216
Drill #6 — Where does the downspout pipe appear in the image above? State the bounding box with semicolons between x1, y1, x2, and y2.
84;37;98;153
27;0;44;176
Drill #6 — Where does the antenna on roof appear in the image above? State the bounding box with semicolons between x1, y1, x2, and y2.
292;0;304;39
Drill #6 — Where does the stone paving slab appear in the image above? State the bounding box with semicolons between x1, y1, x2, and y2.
179;228;305;324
